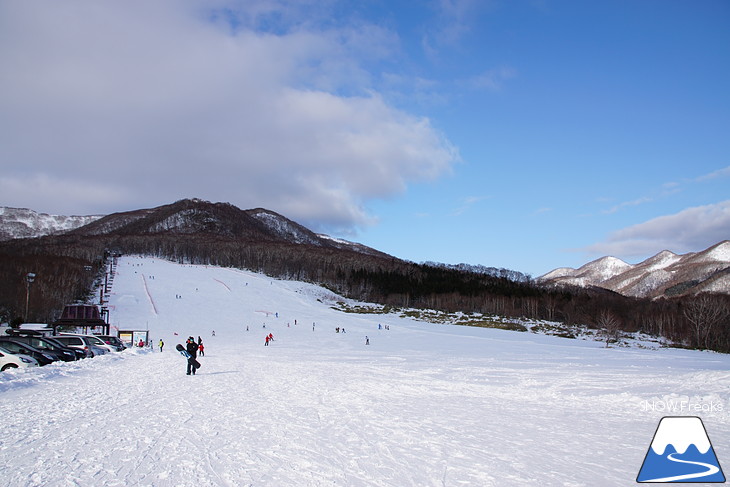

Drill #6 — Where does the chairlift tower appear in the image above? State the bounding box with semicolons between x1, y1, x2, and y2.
25;272;36;321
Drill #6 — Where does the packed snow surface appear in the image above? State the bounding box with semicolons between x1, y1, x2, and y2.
2;256;729;486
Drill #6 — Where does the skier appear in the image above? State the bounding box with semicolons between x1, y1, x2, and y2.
159;339;164;352
365;336;370;345
186;337;198;375
268;333;274;342
265;335;270;346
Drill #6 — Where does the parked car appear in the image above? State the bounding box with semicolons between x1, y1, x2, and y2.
0;338;56;366
0;345;39;371
8;335;78;362
50;335;106;358
82;335;119;354
96;335;126;351
58;334;117;354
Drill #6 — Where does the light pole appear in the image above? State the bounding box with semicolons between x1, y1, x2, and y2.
25;272;36;322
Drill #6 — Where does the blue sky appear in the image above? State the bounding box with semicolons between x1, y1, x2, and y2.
1;1;728;277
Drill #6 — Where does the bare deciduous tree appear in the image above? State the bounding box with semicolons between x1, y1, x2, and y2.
683;295;729;349
597;310;622;348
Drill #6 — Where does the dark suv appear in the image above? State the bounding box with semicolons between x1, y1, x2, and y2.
7;335;79;362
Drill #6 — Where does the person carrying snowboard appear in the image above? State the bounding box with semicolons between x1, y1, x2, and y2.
186;337;199;375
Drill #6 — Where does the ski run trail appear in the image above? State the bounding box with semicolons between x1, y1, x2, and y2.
1;255;729;487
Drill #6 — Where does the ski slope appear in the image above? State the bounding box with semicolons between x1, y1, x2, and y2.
1;255;729;486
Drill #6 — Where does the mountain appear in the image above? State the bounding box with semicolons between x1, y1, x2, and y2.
537;241;730;298
3;199;729;353
0;207;103;241
0;199;388;258
0;198;543;329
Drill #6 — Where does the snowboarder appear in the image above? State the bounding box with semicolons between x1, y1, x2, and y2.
265;335;270;346
186;337;199;375
365;336;370;345
198;342;205;357
159;339;164;352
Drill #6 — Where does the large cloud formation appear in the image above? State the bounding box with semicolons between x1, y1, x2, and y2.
0;1;458;233
586;200;730;258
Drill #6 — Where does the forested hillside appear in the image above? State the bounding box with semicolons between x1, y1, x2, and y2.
0;200;728;352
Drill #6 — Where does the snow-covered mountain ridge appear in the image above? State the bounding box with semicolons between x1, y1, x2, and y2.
538;241;730;298
0;207;103;241
0;200;388;257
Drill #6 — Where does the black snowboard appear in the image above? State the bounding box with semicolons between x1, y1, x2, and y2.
176;343;201;369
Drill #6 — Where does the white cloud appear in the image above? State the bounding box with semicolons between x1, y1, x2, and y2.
451;195;489;216
696;165;730;183
602;196;653;214
0;1;458;233
466;67;517;92
585;200;730;258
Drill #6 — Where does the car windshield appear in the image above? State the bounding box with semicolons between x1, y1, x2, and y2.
30;339;50;349
1;342;30;353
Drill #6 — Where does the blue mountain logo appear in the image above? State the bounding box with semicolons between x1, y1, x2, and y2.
637;416;725;483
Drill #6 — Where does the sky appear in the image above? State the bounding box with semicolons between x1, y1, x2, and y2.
0;0;728;277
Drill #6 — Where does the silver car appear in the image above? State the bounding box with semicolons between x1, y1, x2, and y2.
50;335;107;358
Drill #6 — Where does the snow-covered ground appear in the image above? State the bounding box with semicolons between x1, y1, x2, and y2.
1;255;729;486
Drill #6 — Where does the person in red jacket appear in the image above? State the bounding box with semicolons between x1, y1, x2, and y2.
198;341;205;357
